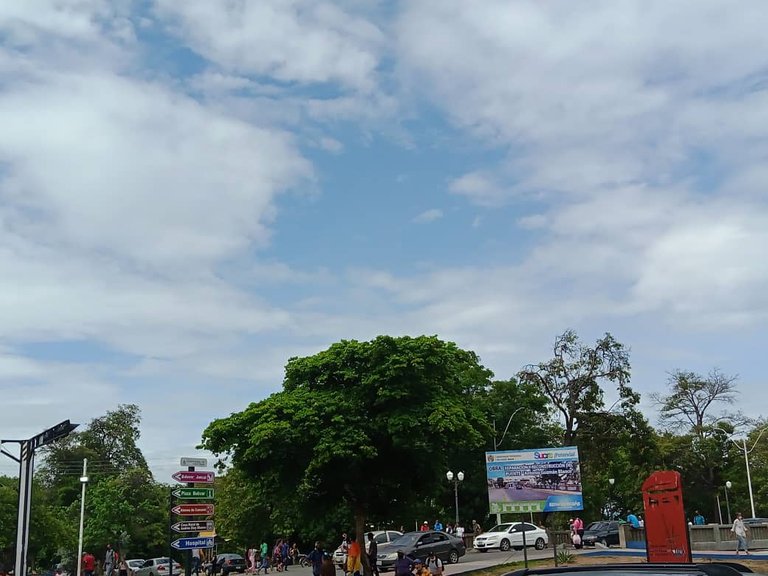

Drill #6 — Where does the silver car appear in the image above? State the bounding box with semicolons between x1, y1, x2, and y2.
134;558;182;576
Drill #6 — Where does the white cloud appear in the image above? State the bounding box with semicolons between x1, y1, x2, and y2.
412;208;443;223
449;172;506;206
155;0;384;92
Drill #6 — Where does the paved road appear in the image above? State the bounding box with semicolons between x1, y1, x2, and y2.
279;548;558;576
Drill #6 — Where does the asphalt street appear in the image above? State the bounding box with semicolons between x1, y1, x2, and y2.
274;548;558;576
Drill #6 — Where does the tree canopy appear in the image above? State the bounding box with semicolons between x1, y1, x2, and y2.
201;335;494;546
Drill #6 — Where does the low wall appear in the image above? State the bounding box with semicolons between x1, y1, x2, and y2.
619;524;768;551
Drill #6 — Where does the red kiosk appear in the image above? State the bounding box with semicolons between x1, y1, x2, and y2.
642;470;692;563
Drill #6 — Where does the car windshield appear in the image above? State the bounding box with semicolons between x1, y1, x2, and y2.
487;524;513;533
390;533;421;547
586;523;604;531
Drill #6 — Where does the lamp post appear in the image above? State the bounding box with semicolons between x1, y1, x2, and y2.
446;470;465;526
715;426;768;518
607;478;615;520
76;459;88;576
724;481;732;524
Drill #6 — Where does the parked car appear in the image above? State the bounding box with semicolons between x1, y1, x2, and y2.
334;531;402;569
134;558;182;576
210;555;246;576
473;522;548;552
582;521;620;547
126;560;145;576
377;531;465;571
742;517;768;527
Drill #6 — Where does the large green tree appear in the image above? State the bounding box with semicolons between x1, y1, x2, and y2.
518;330;636;445
201;335;494;565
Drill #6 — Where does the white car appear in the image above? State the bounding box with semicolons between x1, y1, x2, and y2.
473;522;548;552
333;531;403;569
126;560;145;576
134;558;182;576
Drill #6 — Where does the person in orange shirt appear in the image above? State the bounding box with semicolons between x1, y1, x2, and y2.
346;535;362;576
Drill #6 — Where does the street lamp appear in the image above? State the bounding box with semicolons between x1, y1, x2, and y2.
76;459;88;576
724;481;732;524
607;479;615;520
446;470;465;526
714;426;768;518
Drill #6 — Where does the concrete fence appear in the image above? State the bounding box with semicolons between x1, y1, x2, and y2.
622;524;768;551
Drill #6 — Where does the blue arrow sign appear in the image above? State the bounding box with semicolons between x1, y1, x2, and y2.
171;537;214;550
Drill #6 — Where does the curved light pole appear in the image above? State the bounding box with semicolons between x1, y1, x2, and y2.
724;481;732;524
446;471;465;526
715;426;768;518
493;407;526;451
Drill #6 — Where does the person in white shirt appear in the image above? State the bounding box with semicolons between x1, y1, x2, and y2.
731;513;750;555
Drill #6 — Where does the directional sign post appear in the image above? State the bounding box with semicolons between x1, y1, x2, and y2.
172;488;215;500
172;537;215;550
172;471;215;483
172;504;214;516
172;520;215;533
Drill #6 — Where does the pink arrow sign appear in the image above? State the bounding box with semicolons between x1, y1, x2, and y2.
172;471;215;483
172;504;214;516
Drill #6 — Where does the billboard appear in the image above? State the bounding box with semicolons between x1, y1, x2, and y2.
485;447;583;514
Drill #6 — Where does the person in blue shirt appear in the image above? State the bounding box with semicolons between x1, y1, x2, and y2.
627;513;641;528
693;511;706;525
433;519;443;532
307;542;325;576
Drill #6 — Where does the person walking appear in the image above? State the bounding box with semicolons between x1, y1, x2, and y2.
82;551;96;576
424;551;443;576
104;544;116;576
307;542;325;576
392;552;412;576
731;512;750;555
693;511;706;525
366;533;379;576
346;534;362;576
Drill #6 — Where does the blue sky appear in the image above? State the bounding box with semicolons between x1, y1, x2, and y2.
1;1;768;481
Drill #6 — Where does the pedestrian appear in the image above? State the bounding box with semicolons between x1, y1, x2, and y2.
118;559;128;576
731;512;750;555
105;544;116;576
366;533;379;576
420;522;429;532
413;559;429;576
433;519;443;532
346;534;362;576
574;517;585;539
424;551;443;576
308;542;325;576
693;511;705;525
472;520;483;536
393;552;412;576
455;523;465;539
83;552;96;576
626;513;640;528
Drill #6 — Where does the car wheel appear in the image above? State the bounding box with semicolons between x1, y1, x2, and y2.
534;538;546;550
448;550;459;564
499;539;511;552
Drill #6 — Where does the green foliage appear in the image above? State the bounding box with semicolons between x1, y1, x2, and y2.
556;550;574;565
518;330;635;445
202;335;494;540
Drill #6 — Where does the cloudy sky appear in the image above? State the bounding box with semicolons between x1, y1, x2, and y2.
2;1;767;480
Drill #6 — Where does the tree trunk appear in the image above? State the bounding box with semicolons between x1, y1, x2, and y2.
354;506;371;576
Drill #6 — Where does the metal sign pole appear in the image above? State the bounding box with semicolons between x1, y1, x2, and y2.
2;421;78;576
